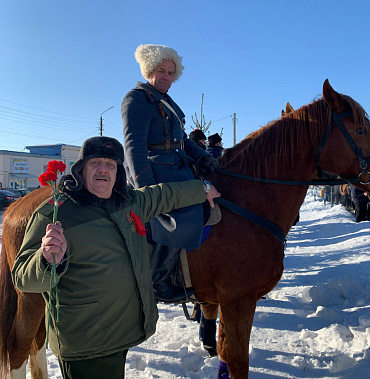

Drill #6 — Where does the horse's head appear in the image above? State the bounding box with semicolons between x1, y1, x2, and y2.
320;79;370;189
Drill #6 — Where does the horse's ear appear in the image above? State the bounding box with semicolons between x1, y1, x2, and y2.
281;109;285;117
286;102;294;113
323;79;343;112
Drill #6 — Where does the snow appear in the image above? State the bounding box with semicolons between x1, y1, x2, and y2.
2;186;370;378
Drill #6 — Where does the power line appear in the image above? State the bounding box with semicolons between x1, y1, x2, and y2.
68;130;100;144
211;115;233;123
0;99;101;145
103;126;124;139
0;98;96;120
0;115;96;131
0;106;96;126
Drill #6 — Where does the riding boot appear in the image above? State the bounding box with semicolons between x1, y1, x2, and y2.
150;243;195;303
202;318;217;357
199;312;205;341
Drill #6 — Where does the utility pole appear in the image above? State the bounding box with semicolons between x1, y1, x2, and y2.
100;106;114;136
233;113;237;146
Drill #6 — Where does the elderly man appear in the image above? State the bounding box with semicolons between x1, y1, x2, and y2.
12;136;219;379
121;44;220;303
189;129;207;150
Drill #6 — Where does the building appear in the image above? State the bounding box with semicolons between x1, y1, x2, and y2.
0;144;80;190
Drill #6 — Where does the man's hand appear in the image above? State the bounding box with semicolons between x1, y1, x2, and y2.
204;183;221;208
41;221;67;265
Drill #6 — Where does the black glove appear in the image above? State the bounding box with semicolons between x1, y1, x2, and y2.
203;154;221;173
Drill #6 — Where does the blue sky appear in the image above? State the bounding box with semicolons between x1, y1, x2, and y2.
1;0;369;151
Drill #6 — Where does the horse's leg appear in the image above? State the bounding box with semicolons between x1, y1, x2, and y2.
9;361;26;379
201;303;219;319
7;293;46;376
29;340;48;379
218;299;257;379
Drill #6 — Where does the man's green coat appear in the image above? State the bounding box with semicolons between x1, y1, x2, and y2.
12;180;206;361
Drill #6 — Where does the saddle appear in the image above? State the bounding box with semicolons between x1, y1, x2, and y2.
180;203;222;291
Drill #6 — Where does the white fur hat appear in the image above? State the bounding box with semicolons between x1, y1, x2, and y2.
134;44;184;82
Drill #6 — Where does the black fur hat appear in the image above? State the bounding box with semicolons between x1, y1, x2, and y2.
189;129;206;141
208;133;222;147
63;136;130;199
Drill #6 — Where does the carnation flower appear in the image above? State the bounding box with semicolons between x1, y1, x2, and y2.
47;160;67;174
39;171;58;187
38;160;66;348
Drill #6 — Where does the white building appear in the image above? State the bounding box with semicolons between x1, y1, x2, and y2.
0;144;80;190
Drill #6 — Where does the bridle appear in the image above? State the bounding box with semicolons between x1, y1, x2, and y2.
315;108;370;185
211;107;370;246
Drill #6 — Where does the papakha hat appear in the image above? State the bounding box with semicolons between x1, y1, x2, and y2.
189;129;207;141
135;44;184;82
208;133;222;147
63;136;130;199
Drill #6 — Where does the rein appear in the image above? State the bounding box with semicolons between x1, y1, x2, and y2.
213;108;370;246
215;197;286;246
214;168;360;186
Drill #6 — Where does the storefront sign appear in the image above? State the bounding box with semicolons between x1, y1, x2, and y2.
12;158;30;173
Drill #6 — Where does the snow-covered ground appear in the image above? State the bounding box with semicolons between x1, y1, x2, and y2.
2;187;370;378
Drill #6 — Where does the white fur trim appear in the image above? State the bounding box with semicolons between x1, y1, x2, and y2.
135;44;184;82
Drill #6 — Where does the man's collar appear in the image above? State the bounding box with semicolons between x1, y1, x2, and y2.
135;82;171;103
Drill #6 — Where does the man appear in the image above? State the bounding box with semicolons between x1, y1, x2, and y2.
189;129;207;150
351;185;369;222
207;133;224;158
121;44;220;303
12;136;220;379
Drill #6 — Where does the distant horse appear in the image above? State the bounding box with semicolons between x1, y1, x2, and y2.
1;80;370;378
0;187;51;378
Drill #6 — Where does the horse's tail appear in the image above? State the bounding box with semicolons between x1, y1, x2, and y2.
0;242;18;378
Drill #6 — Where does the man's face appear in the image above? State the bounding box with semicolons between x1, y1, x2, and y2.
198;139;206;146
82;158;117;199
148;60;176;93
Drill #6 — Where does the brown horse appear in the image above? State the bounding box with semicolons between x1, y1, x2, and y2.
0;187;52;378
1;80;370;378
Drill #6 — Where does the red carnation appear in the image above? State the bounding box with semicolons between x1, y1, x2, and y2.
39;171;58;187
47;160;66;174
38;160;66;344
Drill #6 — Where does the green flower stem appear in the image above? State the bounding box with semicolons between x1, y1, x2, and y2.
45;181;61;348
53;252;60;322
46;264;53;349
52;187;60;224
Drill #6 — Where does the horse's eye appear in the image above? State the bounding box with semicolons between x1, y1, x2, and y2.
357;127;368;135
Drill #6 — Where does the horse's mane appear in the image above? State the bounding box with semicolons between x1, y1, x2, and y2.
220;95;368;178
219;125;270;165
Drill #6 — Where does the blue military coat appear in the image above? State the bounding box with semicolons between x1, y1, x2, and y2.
121;82;210;249
206;146;224;158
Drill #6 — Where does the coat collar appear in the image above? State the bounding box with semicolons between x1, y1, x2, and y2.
134;81;174;104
